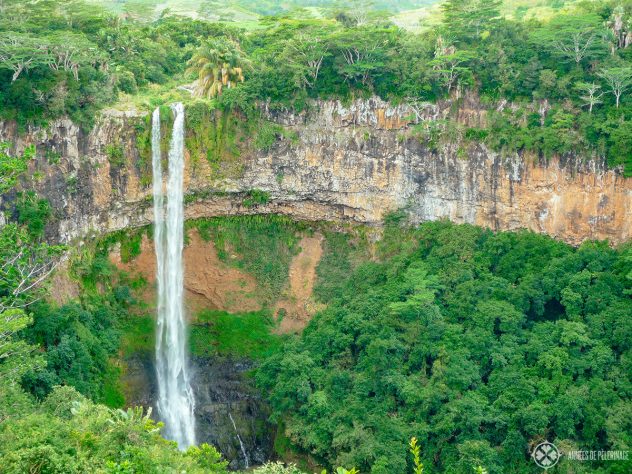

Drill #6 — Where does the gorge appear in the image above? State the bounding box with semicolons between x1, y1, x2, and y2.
1;1;632;472
1;97;630;470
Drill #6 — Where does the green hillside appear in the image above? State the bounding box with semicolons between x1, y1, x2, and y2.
95;0;582;29
92;0;440;21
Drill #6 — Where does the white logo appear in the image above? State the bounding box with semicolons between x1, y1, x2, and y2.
533;441;561;469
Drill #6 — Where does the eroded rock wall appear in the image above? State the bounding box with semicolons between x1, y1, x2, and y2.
1;98;630;245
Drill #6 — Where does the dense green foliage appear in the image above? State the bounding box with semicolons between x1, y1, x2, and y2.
0;225;57;386
21;298;127;404
0;385;228;473
257;220;632;473
4;0;632;173
0;197;229;472
1;216;149;408
0;0;240;128
2;1;632;470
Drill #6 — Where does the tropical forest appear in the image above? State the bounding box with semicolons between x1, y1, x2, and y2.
0;0;630;473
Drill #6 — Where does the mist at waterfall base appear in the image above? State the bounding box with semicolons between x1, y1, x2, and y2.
152;103;197;449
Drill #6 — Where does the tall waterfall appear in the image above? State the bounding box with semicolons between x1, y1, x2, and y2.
152;103;196;449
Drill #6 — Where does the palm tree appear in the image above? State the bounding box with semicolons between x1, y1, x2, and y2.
187;38;248;98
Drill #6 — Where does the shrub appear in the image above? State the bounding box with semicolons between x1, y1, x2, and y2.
243;189;270;208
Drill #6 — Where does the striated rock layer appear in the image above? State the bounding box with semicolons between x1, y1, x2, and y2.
0;98;630;245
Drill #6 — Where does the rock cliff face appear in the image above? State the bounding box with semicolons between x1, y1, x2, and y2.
0;97;630;245
123;352;274;471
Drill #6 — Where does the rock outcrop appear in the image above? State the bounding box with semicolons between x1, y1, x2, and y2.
122;352;274;470
0;97;630;245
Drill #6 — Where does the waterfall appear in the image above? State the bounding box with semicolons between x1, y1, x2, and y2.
228;412;250;469
152;103;197;449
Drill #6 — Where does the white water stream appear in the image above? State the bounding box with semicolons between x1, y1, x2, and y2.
229;412;250;469
153;103;196;449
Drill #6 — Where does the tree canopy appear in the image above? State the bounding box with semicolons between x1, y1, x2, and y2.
257;220;632;473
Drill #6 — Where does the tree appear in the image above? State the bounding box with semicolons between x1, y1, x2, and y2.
187;38;249;98
607;5;632;50
0;309;44;384
330;0;388;27
575;82;603;113
44;32;105;81
258;221;631;473
0;225;60;311
330;27;394;87
441;0;502;42
0;219;59;386
429;50;474;96
0;33;48;81
530;14;609;65
281;32;330;90
0;386;230;473
605;119;632;175
0;143;32;194
405;97;438;124
335;0;370;27
599;66;632;108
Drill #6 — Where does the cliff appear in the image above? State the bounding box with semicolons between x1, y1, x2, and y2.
0;97;630;245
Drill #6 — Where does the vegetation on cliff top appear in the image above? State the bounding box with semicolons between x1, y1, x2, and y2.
2;0;632;173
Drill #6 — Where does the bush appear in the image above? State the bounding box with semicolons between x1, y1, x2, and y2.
105;144;125;168
243;189;270;208
16;192;51;239
254;122;282;152
0;387;229;474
